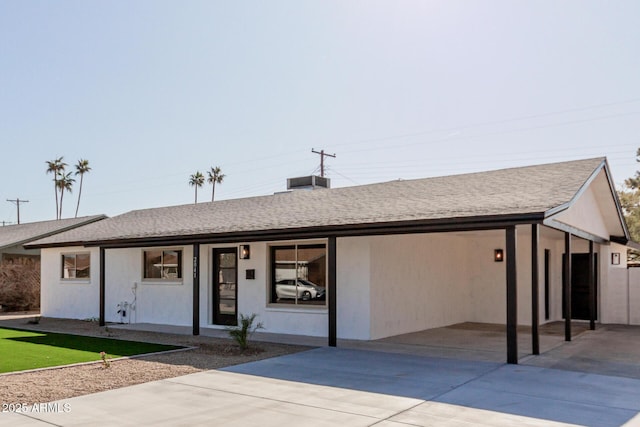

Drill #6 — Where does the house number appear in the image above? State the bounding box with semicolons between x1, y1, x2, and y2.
193;257;198;278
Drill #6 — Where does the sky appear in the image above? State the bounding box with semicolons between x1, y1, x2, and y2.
1;0;640;224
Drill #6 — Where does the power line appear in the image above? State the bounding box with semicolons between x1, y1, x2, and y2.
6;198;29;225
339;111;640;156
327;97;640;149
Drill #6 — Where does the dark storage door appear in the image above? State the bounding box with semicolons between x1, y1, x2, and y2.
213;248;237;325
563;253;597;320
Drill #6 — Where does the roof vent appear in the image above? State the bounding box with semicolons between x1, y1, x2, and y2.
287;175;330;190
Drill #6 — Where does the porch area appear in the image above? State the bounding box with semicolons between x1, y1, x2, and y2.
109;320;591;364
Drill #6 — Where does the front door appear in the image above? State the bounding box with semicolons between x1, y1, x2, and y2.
213;248;237;325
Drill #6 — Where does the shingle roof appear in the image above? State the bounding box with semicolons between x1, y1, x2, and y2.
0;215;107;250
28;158;607;247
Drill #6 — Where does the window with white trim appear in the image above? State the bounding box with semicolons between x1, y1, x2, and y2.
61;253;90;279
143;249;182;280
270;244;326;306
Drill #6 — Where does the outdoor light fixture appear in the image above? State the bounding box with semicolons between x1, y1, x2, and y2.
612;252;620;265
239;245;251;260
494;249;504;262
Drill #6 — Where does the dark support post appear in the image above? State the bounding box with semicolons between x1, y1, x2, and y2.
99;247;105;327
564;232;572;341
506;226;518;364
531;224;540;355
328;236;337;347
193;244;200;336
589;240;595;331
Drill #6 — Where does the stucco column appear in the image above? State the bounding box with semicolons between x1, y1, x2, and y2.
506;226;518;364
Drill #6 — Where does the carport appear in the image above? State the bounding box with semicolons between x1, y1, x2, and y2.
333;158;630;364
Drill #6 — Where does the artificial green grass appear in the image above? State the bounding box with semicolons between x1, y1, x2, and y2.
0;327;182;373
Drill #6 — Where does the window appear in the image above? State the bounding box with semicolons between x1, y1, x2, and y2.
61;253;90;279
143;249;182;280
270;244;326;306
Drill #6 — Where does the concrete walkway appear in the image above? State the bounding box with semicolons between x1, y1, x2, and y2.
4;347;640;427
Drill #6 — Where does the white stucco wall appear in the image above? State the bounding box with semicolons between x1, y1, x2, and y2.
40;246;101;320
459;233;501;325
39;226;633;339
629;268;640;325
104;246;193;326
460;227;560;327
552;184;610;240
368;233;470;340
337;237;371;340
201;241;329;338
600;242;629;324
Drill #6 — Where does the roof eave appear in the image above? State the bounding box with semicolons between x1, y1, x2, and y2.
543;159;630;240
30;212;546;249
7;215;108;251
544;158;607;219
611;236;640;251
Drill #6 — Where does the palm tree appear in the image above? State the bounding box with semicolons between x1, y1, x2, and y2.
57;171;75;219
74;159;91;218
46;157;67;219
207;166;225;202
189;171;205;204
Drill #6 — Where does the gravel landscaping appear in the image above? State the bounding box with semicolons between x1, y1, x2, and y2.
0;316;310;404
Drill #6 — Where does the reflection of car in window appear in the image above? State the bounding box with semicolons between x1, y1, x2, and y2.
275;279;326;301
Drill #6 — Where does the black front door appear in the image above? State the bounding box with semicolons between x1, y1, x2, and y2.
563;253;598;320
213;248;237;326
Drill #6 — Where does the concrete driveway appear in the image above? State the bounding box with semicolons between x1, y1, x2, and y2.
3;346;640;427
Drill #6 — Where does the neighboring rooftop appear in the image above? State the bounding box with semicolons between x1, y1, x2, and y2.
28;158;609;248
0;215;107;250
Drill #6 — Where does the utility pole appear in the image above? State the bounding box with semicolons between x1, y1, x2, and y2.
311;148;336;178
7;198;29;225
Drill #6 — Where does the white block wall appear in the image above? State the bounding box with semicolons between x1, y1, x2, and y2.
368;233;471;339
40;246;101;320
600;242;628;324
39;230;639;340
629;268;640;325
104;246;193;327
201;241;329;338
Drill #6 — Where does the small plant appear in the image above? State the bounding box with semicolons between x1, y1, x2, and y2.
27;316;41;325
104;325;114;337
99;351;111;368
226;313;264;350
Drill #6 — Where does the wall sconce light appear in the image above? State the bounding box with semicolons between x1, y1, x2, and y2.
612;252;620;265
494;249;504;262
239;245;251;260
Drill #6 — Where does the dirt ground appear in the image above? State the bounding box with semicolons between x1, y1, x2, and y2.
0;317;310;404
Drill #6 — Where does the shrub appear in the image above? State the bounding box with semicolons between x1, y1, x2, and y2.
0;258;40;311
226;313;264;350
